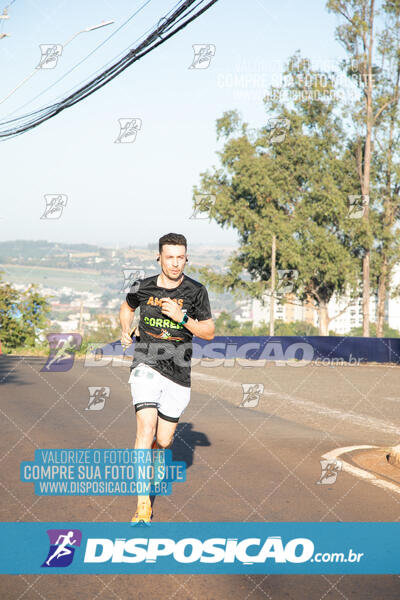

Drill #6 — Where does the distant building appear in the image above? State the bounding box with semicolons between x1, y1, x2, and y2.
327;293;377;334
68;252;99;258
235;268;400;335
50;319;79;332
387;264;400;332
241;293;317;328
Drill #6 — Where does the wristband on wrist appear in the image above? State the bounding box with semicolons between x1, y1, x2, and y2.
179;313;189;326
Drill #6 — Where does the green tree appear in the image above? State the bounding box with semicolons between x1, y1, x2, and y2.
348;322;400;337
20;284;51;347
0;281;25;348
327;0;400;335
214;312;248;335
0;274;50;350
274;320;320;336
373;1;400;336
194;54;362;334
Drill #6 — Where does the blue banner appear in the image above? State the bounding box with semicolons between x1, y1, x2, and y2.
89;336;400;365
0;522;399;574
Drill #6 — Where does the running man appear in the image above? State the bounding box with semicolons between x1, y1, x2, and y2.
119;233;215;523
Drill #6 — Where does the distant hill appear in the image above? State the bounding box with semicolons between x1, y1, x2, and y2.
0;240;102;261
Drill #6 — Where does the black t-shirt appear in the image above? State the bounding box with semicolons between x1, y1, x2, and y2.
126;274;212;387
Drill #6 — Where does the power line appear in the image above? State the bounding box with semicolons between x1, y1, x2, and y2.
0;0;219;140
3;0;183;120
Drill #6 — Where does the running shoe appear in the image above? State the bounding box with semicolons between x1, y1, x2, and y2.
130;501;152;526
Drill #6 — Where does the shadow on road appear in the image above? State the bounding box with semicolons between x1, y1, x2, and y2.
0;355;31;386
172;422;211;469
150;422;210;515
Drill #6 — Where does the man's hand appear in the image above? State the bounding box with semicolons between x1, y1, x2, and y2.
121;330;133;349
119;301;136;347
161;298;184;323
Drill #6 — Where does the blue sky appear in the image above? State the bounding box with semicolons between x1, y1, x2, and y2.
0;0;346;248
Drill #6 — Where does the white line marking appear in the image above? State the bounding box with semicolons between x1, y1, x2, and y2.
194;370;400;494
192;372;400;436
322;445;400;495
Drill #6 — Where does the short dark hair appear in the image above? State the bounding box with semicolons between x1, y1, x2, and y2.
159;233;187;254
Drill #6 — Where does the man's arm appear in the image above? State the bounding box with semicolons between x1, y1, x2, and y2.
183;317;215;341
160;298;215;341
119;301;135;347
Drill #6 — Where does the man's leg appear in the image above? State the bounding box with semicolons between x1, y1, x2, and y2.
155;376;190;452
150;416;179;487
129;363;162;521
155;415;178;449
134;407;158;511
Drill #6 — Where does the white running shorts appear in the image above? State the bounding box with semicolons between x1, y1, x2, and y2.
129;362;191;422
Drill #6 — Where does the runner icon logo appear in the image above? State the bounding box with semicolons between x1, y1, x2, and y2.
41;529;82;568
121;268;145;294
188;44;216;70
40;194;68;220
316;460;342;485
114;118;142;143
41;333;82;372
37;44;63;69
240;383;264;408
85;386;110;411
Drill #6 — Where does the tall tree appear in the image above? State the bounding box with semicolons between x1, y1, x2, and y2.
328;0;400;336
374;0;400;336
193;55;362;334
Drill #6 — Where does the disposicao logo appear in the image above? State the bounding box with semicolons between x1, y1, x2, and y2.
41;529;82;568
83;536;314;564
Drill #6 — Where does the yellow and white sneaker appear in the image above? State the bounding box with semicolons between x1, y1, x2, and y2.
131;500;152;526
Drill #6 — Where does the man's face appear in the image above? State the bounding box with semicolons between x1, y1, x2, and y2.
159;244;187;281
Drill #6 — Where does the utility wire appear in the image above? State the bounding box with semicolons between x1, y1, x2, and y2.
0;0;219;140
3;0;183;120
2;0;154;119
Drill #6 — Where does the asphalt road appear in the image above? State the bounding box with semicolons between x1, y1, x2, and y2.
1;354;400;599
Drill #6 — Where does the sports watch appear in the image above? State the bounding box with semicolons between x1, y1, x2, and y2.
179;313;189;326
